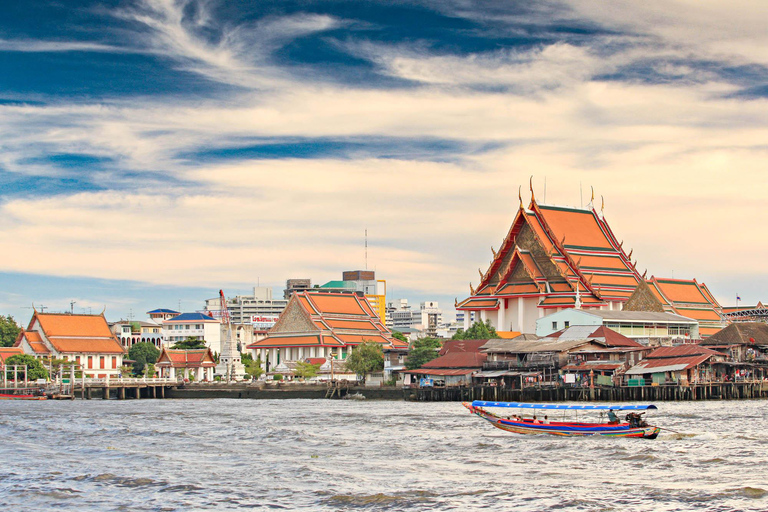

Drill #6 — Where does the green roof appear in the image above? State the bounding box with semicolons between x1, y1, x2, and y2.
319;280;357;290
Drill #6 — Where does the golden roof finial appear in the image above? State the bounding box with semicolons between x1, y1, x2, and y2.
491;246;497;258
601;195;605;214
518;185;523;209
642;269;648;279
454;297;458;308
478;268;484;280
628;248;633;260
529;176;535;203
470;283;475;295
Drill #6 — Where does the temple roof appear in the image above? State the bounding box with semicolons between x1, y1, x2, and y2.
247;291;406;350
22;312;125;355
458;196;641;311
0;347;23;363
625;276;726;336
155;348;216;368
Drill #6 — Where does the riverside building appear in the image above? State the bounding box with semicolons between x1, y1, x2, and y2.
247;290;408;372
15;312;125;378
457;188;642;334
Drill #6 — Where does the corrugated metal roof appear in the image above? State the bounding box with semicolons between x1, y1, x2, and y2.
625;363;690;375
583;310;698;323
552;325;598;340
482;338;605;354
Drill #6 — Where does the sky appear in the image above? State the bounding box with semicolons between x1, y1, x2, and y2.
2;0;768;325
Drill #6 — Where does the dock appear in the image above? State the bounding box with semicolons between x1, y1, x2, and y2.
406;381;768;402
49;377;178;400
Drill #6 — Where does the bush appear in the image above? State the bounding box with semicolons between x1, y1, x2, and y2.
273;373;283;381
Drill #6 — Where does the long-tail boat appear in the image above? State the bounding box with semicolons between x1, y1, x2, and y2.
464;401;660;439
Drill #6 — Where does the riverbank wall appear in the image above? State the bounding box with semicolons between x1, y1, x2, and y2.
406;382;768;402
165;383;403;400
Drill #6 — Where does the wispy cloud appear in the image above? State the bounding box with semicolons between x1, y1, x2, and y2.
2;0;768;319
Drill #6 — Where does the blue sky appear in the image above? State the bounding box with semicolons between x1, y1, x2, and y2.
2;0;768;325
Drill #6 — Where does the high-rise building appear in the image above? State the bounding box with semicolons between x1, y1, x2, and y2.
284;279;311;299
318;271;387;322
204;286;288;333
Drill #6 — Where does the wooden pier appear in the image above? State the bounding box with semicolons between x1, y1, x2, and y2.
51;377;178;400
406;381;768;402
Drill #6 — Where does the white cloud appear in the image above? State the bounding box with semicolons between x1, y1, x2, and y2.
3;1;768;308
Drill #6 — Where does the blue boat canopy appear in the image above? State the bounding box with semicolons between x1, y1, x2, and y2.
471;401;657;411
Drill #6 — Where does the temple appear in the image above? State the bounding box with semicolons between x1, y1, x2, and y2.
457;188;641;334
14;311;125;378
247;290;408;372
623;276;726;337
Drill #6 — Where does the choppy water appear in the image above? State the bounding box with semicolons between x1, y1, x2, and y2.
1;399;767;511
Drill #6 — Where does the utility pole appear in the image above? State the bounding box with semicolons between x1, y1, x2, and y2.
70;301;76;314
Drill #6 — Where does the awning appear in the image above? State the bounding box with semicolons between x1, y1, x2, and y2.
474;370;540;378
472;401;657;411
624;363;689;375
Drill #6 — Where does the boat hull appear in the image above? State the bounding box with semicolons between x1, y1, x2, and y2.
464;402;660;439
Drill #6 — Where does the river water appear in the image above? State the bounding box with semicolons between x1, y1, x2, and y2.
1;398;767;511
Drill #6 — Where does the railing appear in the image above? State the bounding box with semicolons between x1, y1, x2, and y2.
77;377;176;386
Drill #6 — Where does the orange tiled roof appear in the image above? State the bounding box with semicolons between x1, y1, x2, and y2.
324;319;379;330
305;293;368;316
17;331;52;354
336;334;391;345
24;331;42;342
536;205;613;250
0;347;23;362
156;348;216;368
653;278;713;305
698;326;724;337
255;291;397;351
675;308;722;322
35;313;114;337
47;337;125;354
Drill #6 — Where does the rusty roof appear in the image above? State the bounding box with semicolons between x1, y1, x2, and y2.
700;322;768;346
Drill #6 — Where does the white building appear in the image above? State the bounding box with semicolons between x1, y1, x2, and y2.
204;286;287;333
535;309;700;344
162;312;224;354
386;299;443;334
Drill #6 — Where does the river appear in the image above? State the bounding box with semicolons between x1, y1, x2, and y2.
1;399;766;511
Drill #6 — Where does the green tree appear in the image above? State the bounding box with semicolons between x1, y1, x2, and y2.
241;353;264;380
171;337;207;350
0;315;21;348
294;361;321;379
145;363;156;378
128;342;160;377
452;320;498;340
391;330;408;343
132;354;147;376
345;341;384;380
5;354;48;381
128;342;160;364
405;337;442;370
